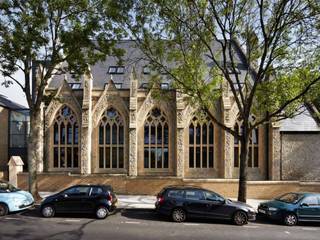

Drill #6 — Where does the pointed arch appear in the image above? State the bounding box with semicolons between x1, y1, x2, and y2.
92;83;129;128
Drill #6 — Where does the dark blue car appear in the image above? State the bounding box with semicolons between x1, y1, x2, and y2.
258;192;320;226
155;186;256;225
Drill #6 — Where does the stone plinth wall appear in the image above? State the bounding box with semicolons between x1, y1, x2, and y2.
281;133;320;180
17;173;320;199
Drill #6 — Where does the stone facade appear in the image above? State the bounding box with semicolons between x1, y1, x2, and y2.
43;69;273;181
38;41;319;183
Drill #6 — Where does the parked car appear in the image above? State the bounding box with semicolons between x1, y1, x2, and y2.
155;185;256;225
0;180;34;216
40;184;117;219
258;192;320;226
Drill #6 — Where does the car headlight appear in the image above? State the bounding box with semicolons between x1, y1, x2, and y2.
12;198;24;205
13;198;23;202
248;207;257;213
268;207;278;211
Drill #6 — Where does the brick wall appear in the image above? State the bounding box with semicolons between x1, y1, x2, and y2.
17;173;320;199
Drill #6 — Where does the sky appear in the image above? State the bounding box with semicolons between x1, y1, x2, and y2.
0;70;28;107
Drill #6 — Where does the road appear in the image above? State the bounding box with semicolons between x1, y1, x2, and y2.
0;207;319;240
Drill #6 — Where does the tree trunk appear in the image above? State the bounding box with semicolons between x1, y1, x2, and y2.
238;125;250;203
27;109;42;200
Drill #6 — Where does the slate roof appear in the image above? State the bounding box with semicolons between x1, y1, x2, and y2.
48;40;248;90
280;106;320;132
0;95;28;110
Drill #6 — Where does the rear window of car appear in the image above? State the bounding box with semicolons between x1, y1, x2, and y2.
90;187;104;196
167;189;185;199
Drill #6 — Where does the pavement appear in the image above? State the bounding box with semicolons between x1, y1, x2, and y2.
39;192;266;210
1;206;320;240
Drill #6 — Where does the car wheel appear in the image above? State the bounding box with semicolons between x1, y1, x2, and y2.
233;211;248;226
284;213;298;226
0;203;8;216
172;208;187;223
96;206;109;219
41;205;55;218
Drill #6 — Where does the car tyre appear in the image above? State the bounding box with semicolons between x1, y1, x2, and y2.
233;211;248;226
172;208;187;223
0;203;8;216
41;205;55;218
96;206;109;219
284;213;298;226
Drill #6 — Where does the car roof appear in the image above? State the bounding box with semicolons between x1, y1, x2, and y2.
163;185;210;191
296;192;320;196
283;192;320;197
65;184;113;189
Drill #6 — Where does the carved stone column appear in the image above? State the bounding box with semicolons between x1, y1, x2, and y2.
80;67;93;174
223;131;233;178
176;92;185;178
128;70;138;176
222;81;233;178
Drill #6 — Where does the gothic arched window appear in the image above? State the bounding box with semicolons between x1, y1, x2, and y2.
144;108;169;169
189;115;214;168
234;121;259;168
53;106;79;168
99;107;124;169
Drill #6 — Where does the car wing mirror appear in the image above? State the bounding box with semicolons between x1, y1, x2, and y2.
300;203;309;207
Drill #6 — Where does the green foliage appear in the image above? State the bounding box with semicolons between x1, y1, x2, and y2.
0;0;132;103
255;68;320;118
131;0;320;127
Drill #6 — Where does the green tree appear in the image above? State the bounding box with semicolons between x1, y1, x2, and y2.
0;0;132;198
128;0;320;202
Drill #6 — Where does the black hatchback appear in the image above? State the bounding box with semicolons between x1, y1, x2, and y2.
155;186;256;225
40;184;117;219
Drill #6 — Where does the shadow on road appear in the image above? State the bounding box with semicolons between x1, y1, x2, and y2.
121;208;237;225
5;206;320;229
121;209;320;227
16;205;120;220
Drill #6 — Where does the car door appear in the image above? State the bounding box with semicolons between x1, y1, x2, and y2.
86;187;104;212
203;191;230;219
297;195;320;221
184;190;208;217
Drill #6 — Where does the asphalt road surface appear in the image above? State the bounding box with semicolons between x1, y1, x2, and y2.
0;207;319;240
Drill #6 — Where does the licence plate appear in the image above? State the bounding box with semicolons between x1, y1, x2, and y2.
258;209;266;214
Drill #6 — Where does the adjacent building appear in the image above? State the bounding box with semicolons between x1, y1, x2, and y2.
0;95;29;179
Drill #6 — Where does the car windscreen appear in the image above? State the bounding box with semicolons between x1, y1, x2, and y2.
0;182;19;193
275;193;304;204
